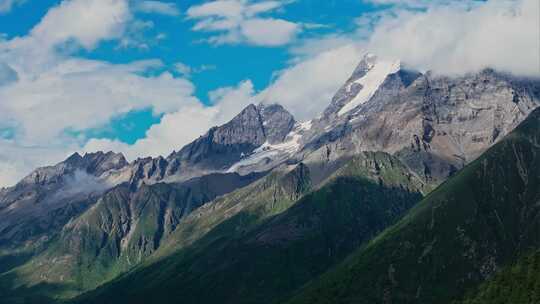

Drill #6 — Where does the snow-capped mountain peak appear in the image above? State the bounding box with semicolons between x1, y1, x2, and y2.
338;56;401;116
320;53;402;121
226;119;312;174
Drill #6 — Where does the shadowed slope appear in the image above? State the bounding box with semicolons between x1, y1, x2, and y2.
286;108;540;304
74;152;424;304
0;172;263;302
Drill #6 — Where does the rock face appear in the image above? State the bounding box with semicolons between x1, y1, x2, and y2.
0;104;296;250
259;103;297;144
18;151;127;187
0;53;539;304
5;53;534;249
114;103;297;188
69;152;426;304
164;103;295;180
5;54;534;249
0;151;127;247
286;106;540;304
298;54;540;184
24;171;263;289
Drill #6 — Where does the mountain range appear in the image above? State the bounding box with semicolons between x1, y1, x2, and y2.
1;54;539;304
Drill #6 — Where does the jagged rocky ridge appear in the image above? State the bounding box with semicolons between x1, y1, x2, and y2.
0;104;295;249
295;55;540;184
13;172;263;294
196;54;540;187
285;105;540;304
0;151;128;248
73;151;426;304
0;53;539;303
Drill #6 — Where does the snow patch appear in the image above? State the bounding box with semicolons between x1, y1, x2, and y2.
298;120;312;131
338;59;400;116
227;123;307;173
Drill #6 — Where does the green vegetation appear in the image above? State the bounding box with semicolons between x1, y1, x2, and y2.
286;108;540;304
0;173;262;303
74;152;424;304
458;250;540;304
7;105;540;304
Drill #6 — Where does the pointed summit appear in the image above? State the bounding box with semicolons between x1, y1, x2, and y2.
321;53;401;119
349;53;379;79
81;151;128;175
64;152;83;165
257;103;296;144
158;103;297;181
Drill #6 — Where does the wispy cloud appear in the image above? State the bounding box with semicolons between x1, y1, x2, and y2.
186;0;301;46
174;62;216;78
134;1;180;16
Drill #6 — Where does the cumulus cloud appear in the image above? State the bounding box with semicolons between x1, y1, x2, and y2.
365;0;540;76
29;0;130;49
215;0;540;121
0;0;201;186
186;0;301;46
239;18;299;46
0;59;198;143
83;80;255;159
134;1;180;16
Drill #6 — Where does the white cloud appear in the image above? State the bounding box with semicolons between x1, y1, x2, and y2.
30;0;130;49
187;0;245;19
174;62;217;77
0;0;199;146
258;0;540;121
134;1;180;16
227;0;540;120
174;62;193;76
116;19;155;50
0;139;79;187
365;0;478;9
186;0;301;46
240;18;299;46
0;62;18;86
0;0;201;186
258;43;364;120
365;0;540;76
0;0;25;14
1;0;538;189
83;80;255;159
0;60;198;143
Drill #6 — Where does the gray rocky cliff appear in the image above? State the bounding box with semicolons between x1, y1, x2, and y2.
297;55;540;185
0;151;128;247
125;103;296;186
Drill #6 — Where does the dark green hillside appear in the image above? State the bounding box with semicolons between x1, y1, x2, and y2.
286;107;540;304
0;172;263;303
74;152;424;304
458;250;540;304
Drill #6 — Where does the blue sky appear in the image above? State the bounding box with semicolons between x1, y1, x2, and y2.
1;0;381;144
0;0;536;186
